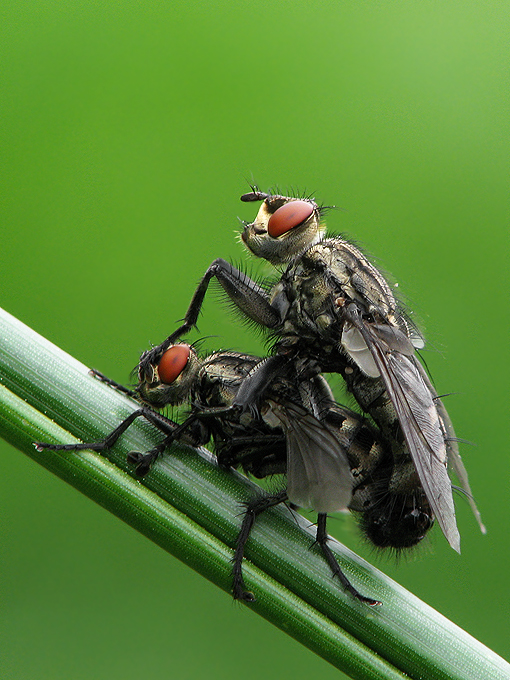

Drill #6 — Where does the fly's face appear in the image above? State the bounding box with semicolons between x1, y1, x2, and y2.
137;343;200;408
240;190;325;264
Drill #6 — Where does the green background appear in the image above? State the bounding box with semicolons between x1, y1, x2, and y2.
1;2;508;678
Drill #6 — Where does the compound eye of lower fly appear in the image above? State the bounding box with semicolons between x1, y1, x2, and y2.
158;345;191;384
267;200;314;238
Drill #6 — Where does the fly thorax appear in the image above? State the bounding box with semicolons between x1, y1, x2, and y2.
269;281;291;320
290;272;336;329
331;238;397;315
350;273;394;319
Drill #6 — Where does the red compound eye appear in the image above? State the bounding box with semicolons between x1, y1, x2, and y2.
267;200;314;237
158;345;191;384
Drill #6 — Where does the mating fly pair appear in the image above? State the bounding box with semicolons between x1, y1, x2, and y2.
37;187;484;605
139;188;484;555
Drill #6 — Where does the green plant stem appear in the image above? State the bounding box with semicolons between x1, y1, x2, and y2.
1;307;509;680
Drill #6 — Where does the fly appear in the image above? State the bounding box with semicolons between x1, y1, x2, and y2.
239;190;485;549
36;344;393;606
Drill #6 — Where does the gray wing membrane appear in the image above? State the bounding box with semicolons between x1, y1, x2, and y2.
345;304;461;552
415;361;486;535
264;400;354;513
341;323;415;378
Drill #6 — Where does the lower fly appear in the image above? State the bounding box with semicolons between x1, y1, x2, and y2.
35;343;398;606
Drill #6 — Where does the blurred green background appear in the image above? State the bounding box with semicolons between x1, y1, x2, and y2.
1;1;508;678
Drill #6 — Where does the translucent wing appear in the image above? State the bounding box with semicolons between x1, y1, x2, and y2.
341;325;380;377
344;304;461;552
342;323;415;378
264;400;354;513
416;362;486;534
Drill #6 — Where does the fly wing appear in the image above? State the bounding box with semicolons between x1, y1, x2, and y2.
341;325;380;377
264;400;354;514
345;304;461;552
342;323;415;377
415;362;486;534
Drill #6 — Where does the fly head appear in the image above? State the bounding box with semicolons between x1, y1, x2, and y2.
137;343;200;408
240;190;326;264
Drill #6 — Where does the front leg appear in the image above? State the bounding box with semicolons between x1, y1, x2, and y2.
34;407;179;455
88;369;138;398
139;259;281;379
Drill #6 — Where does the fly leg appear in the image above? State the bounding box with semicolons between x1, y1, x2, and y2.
34;407;179;456
53;369;204;476
36;404;209;477
139;259;281;378
232;354;291;416
126;438;171;476
88;368;138;399
232;490;288;601
126;409;210;475
315;513;381;606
